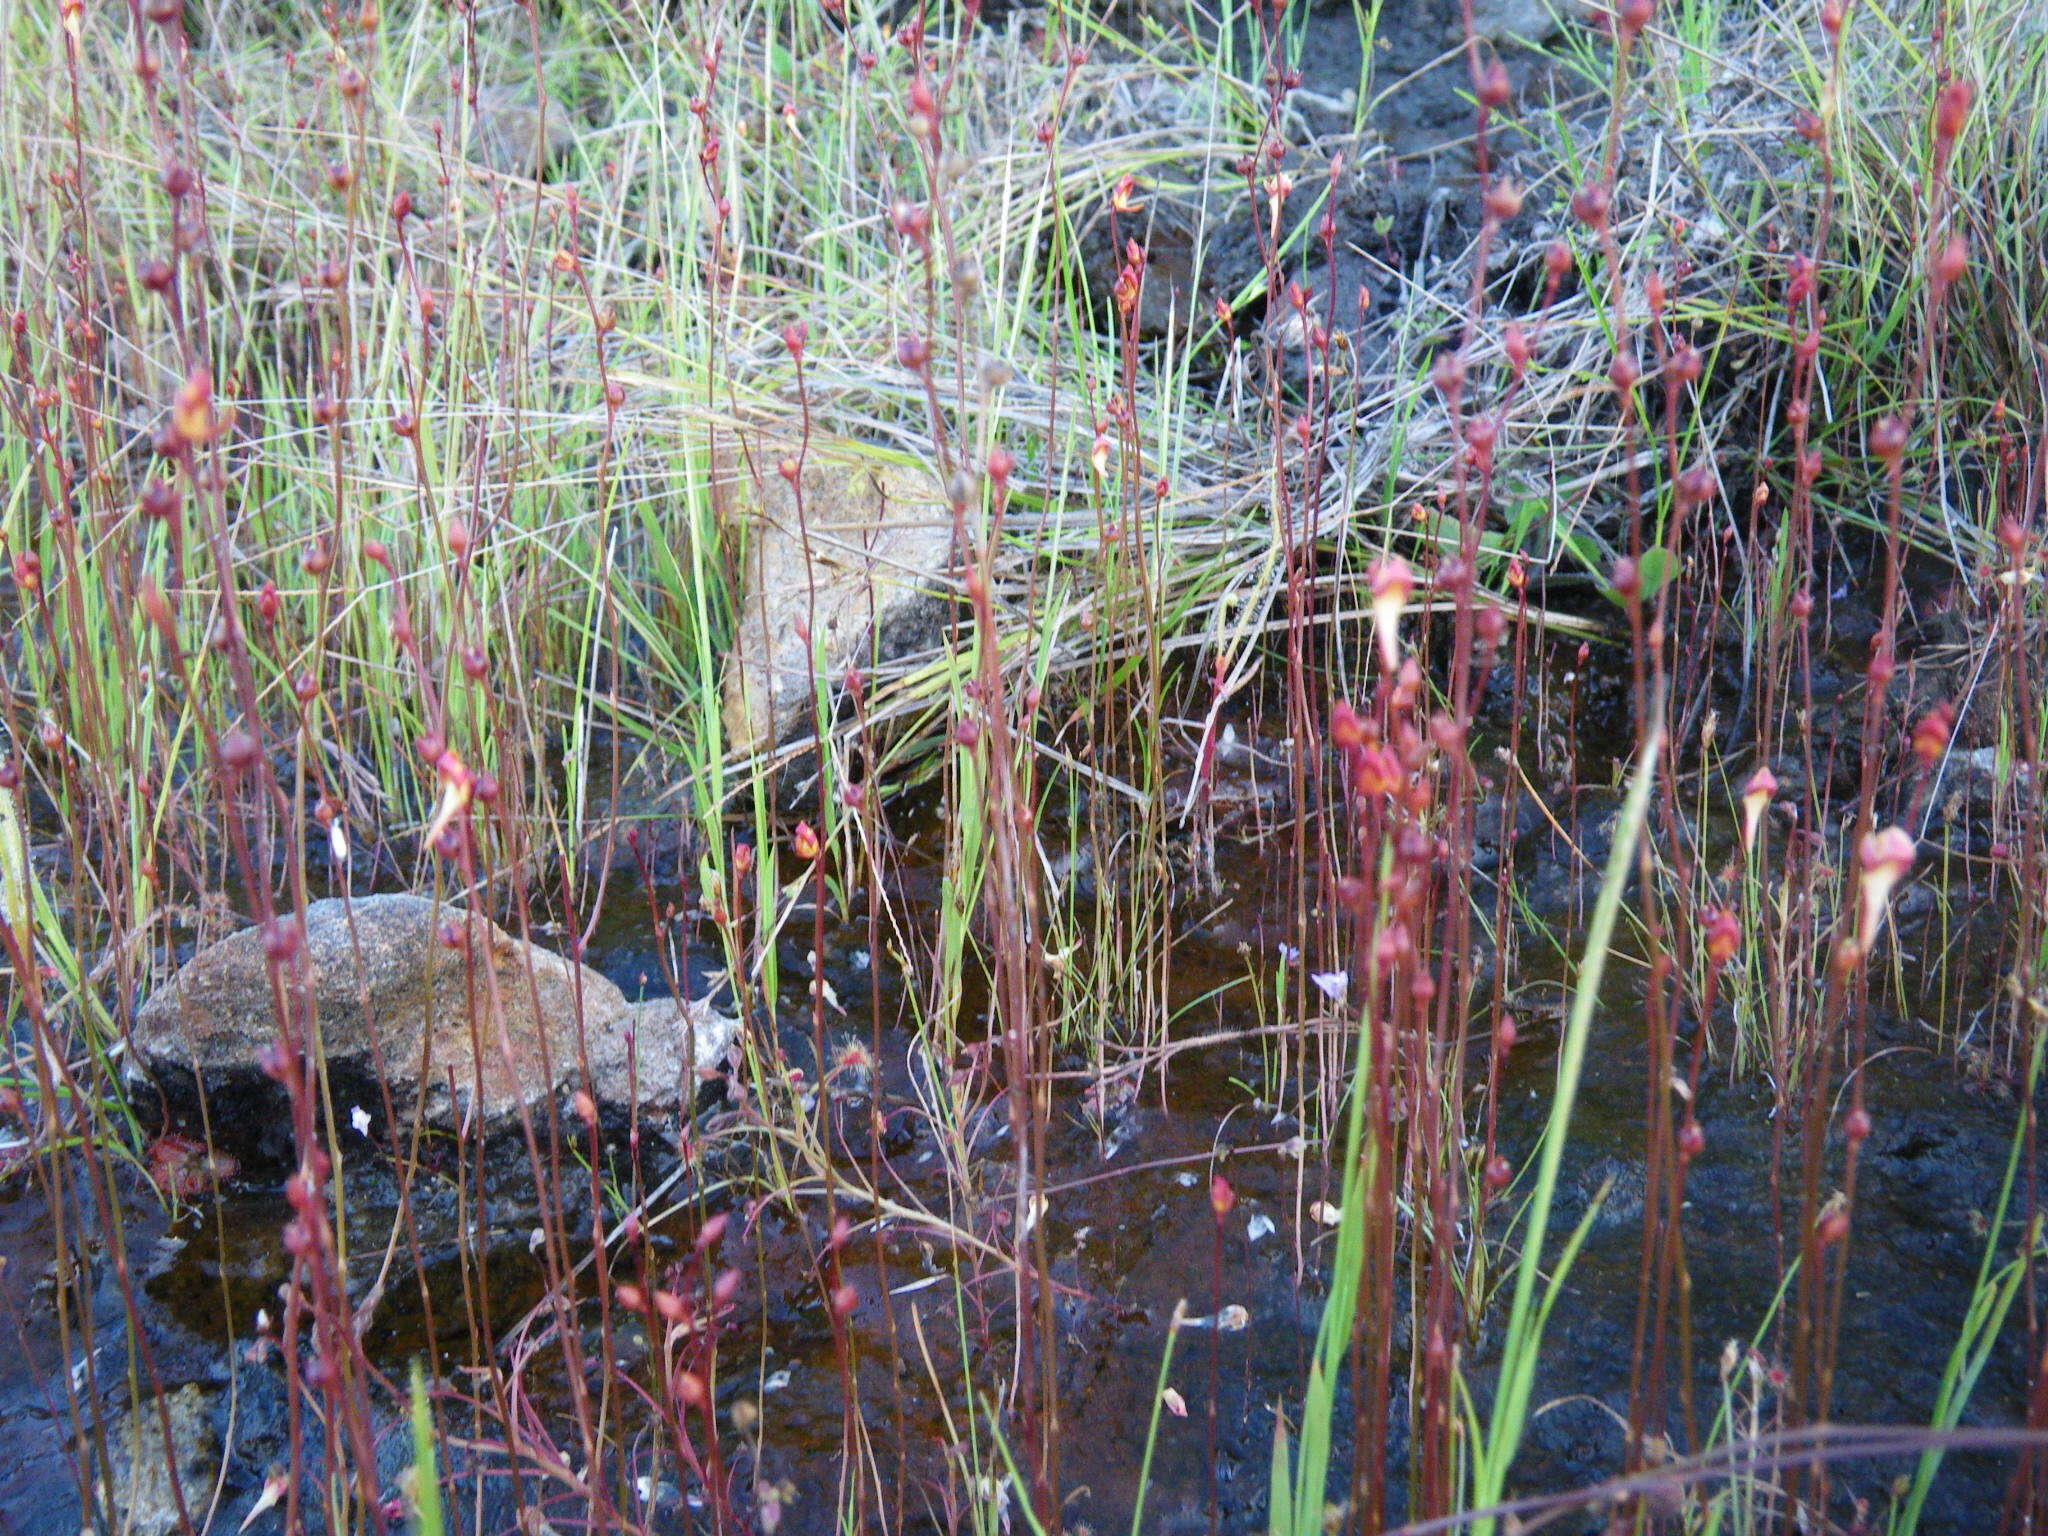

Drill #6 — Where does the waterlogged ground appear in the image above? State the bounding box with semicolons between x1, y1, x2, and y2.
0;689;2037;1536
0;4;2039;1527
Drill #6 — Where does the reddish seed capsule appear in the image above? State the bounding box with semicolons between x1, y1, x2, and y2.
416;732;445;765
831;1283;858;1319
140;480;181;521
262;917;302;962
1484;1155;1512;1192
1704;908;1741;968
1844;1107;1872;1145
1935;77;1973;144
1430;350;1466;400
1545;240;1574;281
791;821;820;861
1869;415;1908;463
1912;703;1954;765
1570;183;1610;228
140;581;175;636
615;1283;647;1313
1329;700;1366;752
1932;233;1968;287
218;728;262;773
1817;1207;1850;1246
1503;321;1531;374
1678;1121;1705;1160
896;335;931;371
1477;60;1511;110
461;644;487;680
292;672;318;703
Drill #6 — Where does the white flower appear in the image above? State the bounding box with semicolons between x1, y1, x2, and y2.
1310;970;1350;1005
349;1105;372;1137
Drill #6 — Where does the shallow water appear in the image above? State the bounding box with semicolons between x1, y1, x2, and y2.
2;736;2037;1536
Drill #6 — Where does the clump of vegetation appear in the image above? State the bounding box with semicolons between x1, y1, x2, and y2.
2;0;2046;1532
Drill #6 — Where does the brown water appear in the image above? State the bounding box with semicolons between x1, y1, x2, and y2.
1;706;2038;1536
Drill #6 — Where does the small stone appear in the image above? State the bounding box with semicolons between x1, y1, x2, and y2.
103;1384;217;1536
131;896;740;1148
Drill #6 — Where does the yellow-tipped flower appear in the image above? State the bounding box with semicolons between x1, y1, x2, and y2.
423;749;472;848
1740;765;1778;852
1856;826;1916;950
172;368;217;446
1369;557;1414;674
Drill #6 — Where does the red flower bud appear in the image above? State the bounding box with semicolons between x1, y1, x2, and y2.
1209;1175;1236;1220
